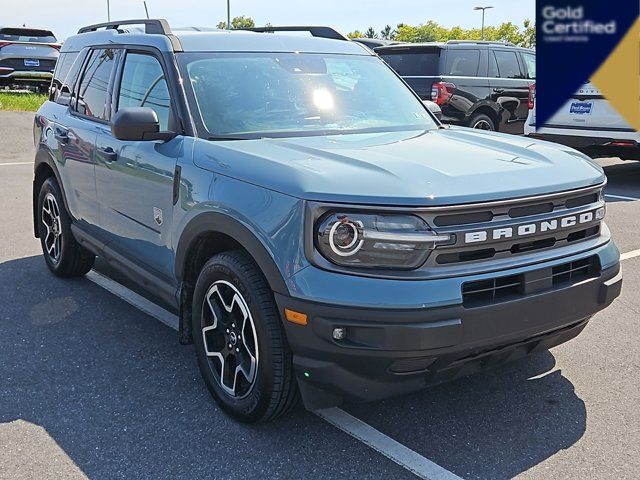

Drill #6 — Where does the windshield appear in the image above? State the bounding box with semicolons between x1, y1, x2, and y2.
178;52;437;139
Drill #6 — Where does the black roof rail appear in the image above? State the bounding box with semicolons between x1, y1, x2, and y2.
242;26;348;41
446;39;517;47
78;18;172;35
77;18;182;51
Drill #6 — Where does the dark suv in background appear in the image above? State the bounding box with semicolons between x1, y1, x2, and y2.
377;41;535;134
0;27;60;91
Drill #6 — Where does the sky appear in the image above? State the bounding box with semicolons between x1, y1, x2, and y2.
5;0;535;41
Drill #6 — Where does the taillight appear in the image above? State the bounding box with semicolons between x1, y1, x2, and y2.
50;44;62;51
528;83;536;110
0;41;12;49
431;81;455;106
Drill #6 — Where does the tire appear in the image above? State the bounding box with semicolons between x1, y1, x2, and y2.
192;251;299;423
468;113;496;131
37;177;95;277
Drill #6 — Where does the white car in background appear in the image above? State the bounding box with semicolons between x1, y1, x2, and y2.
524;82;640;161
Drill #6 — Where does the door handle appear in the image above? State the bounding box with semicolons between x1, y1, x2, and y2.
493;88;505;94
98;147;118;162
54;127;69;144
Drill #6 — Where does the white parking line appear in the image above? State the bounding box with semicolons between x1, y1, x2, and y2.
605;193;640;202
317;407;463;480
0;161;33;166
84;270;461;480
621;249;640;261
86;271;178;330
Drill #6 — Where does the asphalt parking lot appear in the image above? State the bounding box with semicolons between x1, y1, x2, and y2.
1;110;638;480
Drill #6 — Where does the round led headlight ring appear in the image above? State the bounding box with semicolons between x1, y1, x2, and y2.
328;220;364;257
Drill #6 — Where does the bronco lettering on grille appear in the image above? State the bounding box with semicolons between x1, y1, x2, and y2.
464;210;599;244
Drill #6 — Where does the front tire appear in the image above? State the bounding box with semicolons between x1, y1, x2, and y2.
192;251;299;423
37;178;95;277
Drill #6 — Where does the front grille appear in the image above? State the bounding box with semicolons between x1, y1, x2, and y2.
0;58;56;72
462;256;600;308
423;185;605;267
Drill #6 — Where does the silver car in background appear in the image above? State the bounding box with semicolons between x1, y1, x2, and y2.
0;27;60;91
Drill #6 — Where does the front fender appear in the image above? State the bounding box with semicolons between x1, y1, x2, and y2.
175;211;293;296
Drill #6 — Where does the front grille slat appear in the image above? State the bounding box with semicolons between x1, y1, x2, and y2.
462;256;600;308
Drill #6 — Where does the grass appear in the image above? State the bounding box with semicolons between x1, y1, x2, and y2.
0;91;47;111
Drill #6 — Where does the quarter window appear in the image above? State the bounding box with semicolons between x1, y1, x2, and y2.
493;50;523;79
76;48;118;121
444;49;480;77
522;52;536;79
117;53;171;131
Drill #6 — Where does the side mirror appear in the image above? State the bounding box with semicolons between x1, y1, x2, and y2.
423;100;442;121
111;107;176;142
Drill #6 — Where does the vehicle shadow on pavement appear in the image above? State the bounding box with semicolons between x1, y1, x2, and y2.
345;347;587;479
0;255;412;480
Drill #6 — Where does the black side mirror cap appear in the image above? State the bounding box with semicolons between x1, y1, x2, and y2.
111;107;176;142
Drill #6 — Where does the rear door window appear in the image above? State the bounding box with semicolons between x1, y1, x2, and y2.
75;48;118;121
493;50;524;79
378;50;440;76
444;49;480;76
117;52;172;131
522;52;536;79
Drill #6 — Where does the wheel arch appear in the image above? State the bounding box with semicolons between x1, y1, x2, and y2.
175;212;290;344
466;103;501;130
33;148;67;238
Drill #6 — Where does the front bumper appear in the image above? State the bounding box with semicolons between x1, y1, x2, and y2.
277;242;622;409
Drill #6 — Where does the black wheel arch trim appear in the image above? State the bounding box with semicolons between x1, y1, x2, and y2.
465;102;501;124
175;212;290;296
33;147;69;238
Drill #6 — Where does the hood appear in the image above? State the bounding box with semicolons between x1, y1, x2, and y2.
193;127;605;206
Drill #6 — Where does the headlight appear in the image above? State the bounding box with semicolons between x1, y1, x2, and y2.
315;213;453;269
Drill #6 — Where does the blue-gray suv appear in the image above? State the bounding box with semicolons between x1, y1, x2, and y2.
33;19;622;423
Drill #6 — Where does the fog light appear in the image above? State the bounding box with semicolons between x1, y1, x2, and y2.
595;206;606;220
332;327;347;340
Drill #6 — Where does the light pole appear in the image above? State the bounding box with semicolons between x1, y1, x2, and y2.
227;0;231;30
106;0;110;21
473;6;494;40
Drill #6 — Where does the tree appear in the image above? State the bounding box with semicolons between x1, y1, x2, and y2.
364;27;378;39
347;30;365;39
363;20;535;48
217;15;255;29
521;19;536;48
380;25;395;40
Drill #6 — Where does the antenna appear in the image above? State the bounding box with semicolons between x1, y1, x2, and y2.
143;1;150;19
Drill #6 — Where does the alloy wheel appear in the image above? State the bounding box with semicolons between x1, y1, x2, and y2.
473;119;494;130
41;192;63;263
201;280;259;399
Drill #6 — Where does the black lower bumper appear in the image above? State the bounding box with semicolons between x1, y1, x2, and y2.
276;264;622;410
527;131;640;160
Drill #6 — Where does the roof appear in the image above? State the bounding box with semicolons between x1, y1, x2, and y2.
63;19;370;55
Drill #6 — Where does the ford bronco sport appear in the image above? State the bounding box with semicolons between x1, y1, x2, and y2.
33;19;622;423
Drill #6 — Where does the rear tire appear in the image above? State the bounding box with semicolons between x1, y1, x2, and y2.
192;251;299;423
37;178;95;277
469;113;496;131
